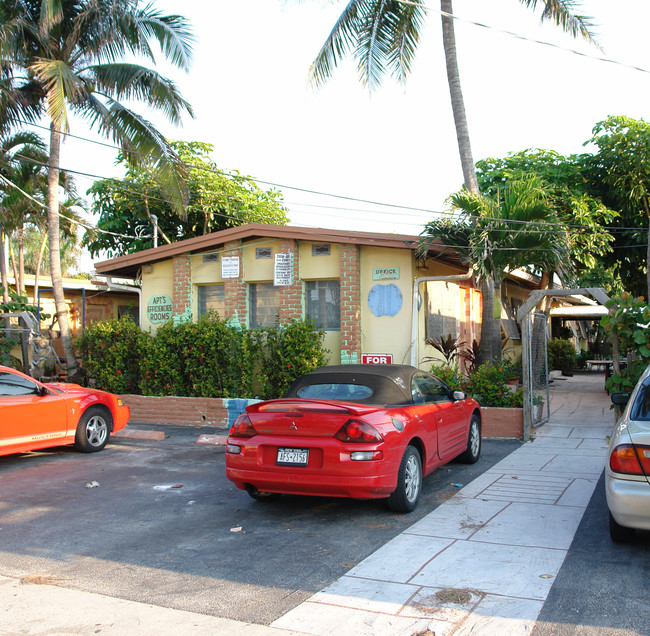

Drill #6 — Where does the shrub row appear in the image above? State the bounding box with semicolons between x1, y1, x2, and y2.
431;359;524;408
79;314;327;399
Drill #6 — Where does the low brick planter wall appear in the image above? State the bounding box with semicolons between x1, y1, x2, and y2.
119;395;524;439
120;395;260;429
481;407;524;439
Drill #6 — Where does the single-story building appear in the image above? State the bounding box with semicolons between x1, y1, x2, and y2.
94;223;548;369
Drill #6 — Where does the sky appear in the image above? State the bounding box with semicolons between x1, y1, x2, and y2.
55;0;650;252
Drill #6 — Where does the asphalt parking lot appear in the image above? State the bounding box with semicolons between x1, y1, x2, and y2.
0;427;520;625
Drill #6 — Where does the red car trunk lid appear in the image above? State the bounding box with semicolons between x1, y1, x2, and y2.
247;399;381;438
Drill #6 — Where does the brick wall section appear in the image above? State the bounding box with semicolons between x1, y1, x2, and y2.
277;238;302;322
121;396;522;439
481;408;523;439
223;240;247;326
172;254;192;317
121;395;260;429
340;244;361;363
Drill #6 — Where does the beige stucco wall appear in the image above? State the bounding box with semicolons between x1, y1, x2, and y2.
192;254;223;283
299;242;341;279
359;247;416;365
141;261;174;332
243;239;278;282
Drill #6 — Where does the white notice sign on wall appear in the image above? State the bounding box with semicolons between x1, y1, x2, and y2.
274;253;293;286
221;256;240;278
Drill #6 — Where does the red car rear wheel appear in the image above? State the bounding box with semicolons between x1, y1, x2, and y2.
387;445;422;513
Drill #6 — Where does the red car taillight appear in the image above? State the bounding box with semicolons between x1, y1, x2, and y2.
229;415;257;439
610;444;650;476
334;419;383;443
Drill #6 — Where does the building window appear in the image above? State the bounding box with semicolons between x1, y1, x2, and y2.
312;243;331;256
249;283;279;328
256;247;273;259
198;284;225;318
305;280;340;331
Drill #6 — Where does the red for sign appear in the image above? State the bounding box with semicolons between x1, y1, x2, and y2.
362;354;393;364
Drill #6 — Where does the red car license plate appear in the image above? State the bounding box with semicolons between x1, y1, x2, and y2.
276;448;309;466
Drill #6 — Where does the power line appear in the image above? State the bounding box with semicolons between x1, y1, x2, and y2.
397;0;650;76
11;143;646;238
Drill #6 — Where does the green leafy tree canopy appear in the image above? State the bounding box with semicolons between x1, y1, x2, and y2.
587;116;650;298
86;141;290;258
476;148;619;290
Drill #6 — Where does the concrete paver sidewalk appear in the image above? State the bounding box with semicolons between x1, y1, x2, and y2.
1;373;614;636
271;373;614;635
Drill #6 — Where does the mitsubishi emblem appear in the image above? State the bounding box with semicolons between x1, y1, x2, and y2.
289;421;298;431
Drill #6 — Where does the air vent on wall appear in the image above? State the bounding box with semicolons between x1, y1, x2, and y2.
312;243;331;256
256;247;273;259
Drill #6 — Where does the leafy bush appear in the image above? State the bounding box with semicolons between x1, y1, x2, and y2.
79;315;147;393
431;360;522;407
79;314;327;399
465;360;523;408
575;348;589;370
547;338;576;373
1;287;50;319
258;319;327;399
430;363;467;393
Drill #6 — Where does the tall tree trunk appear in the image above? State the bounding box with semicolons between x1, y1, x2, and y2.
0;223;8;303
33;231;48;309
441;0;500;361
440;0;478;196
478;277;500;363
48;122;78;377
9;244;18;289
17;227;24;295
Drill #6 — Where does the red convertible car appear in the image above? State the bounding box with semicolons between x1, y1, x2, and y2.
225;364;481;512
0;365;130;456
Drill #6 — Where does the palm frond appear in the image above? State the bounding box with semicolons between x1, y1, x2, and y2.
79;95;189;215
84;63;193;124
309;0;364;89
134;6;195;72
519;0;599;48
30;57;85;129
385;0;426;83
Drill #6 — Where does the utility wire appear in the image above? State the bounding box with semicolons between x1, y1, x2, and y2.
397;0;650;76
10;146;645;237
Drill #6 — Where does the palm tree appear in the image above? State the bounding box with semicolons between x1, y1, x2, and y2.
311;0;595;195
1;137;81;305
311;0;595;363
418;177;573;361
0;0;194;377
0;130;49;303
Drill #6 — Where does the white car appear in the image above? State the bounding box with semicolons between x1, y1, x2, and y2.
606;365;650;542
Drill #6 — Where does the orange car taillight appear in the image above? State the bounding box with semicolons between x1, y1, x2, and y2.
334;419;383;443
610;444;650;476
229;415;257;439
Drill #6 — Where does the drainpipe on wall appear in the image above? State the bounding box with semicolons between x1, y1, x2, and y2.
99;275;143;326
410;269;474;367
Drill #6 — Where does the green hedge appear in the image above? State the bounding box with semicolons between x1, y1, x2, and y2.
79;315;327;399
431;360;523;408
547;338;576;374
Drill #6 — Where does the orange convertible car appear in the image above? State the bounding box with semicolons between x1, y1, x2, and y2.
0;365;130;456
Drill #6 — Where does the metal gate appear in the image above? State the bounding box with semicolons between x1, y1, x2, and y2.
528;311;550;428
517;287;611;441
